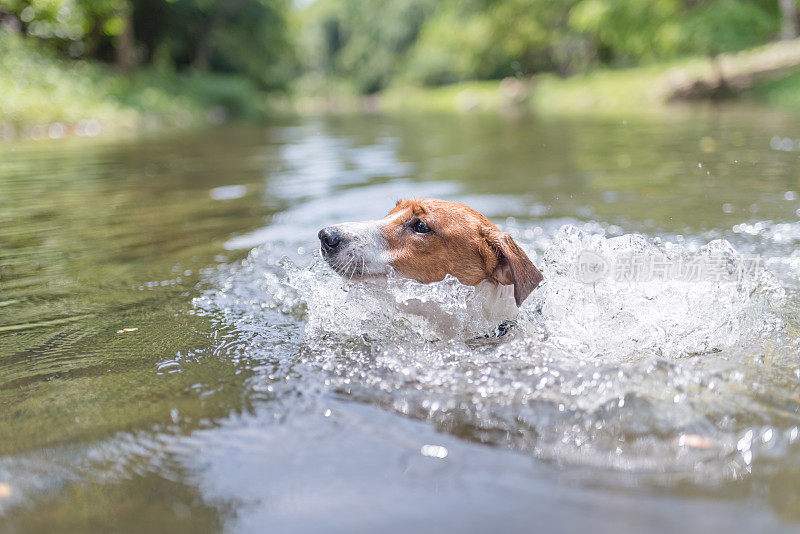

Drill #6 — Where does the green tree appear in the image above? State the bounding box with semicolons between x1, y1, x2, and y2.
0;0;296;89
297;0;435;93
131;0;295;90
406;0;578;84
0;0;131;62
568;0;779;64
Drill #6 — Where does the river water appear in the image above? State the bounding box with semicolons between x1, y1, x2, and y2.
1;108;800;532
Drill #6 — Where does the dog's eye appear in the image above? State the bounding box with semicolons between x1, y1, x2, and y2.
411;220;431;234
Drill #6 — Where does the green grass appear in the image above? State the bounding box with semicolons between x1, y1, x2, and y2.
0;32;273;137
377;59;720;117
370;53;800;117
529;63;679;115
743;69;800;108
7;28;800;136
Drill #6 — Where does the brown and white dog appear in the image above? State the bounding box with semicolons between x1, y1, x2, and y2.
317;199;543;311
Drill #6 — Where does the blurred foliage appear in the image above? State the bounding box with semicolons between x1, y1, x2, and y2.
0;0;798;116
570;0;778;60
297;0;791;94
0;0;295;90
0;30;268;128
295;0;435;94
131;0;295;90
0;0;127;56
404;0;570;85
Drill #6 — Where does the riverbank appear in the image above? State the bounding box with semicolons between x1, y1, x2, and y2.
297;39;800;117
0;33;274;141
6;32;800;142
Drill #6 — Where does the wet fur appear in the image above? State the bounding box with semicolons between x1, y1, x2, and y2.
320;198;543;306
382;199;542;306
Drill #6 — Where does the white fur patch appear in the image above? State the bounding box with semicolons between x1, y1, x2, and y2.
328;220;391;275
474;280;519;323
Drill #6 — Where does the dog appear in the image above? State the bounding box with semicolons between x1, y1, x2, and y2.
317;199;543;317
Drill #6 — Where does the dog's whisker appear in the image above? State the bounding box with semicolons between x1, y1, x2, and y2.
347;256;358;281
340;255;355;280
330;253;354;276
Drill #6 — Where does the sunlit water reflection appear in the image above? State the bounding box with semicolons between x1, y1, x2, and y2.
3;111;800;531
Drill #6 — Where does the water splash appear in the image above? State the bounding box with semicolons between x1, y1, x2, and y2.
284;262;516;341
530;225;784;359
194;223;796;485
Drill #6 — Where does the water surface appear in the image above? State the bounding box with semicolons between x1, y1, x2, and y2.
2;108;800;532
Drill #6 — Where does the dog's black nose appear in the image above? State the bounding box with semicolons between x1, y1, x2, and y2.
318;227;341;252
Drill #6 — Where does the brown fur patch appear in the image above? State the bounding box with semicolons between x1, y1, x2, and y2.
379;198;542;305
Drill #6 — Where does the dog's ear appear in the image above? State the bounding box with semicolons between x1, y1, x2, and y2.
481;227;543;307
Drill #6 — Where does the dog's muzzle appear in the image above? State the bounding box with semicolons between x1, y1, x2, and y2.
317;221;389;279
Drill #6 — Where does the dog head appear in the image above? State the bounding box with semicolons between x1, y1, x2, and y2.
318;198;542;306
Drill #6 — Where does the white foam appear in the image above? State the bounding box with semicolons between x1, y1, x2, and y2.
527;226;784;359
251;224;785;359
193;223;793;484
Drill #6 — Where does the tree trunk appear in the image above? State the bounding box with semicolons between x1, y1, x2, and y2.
780;0;799;40
115;7;135;72
709;53;730;99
